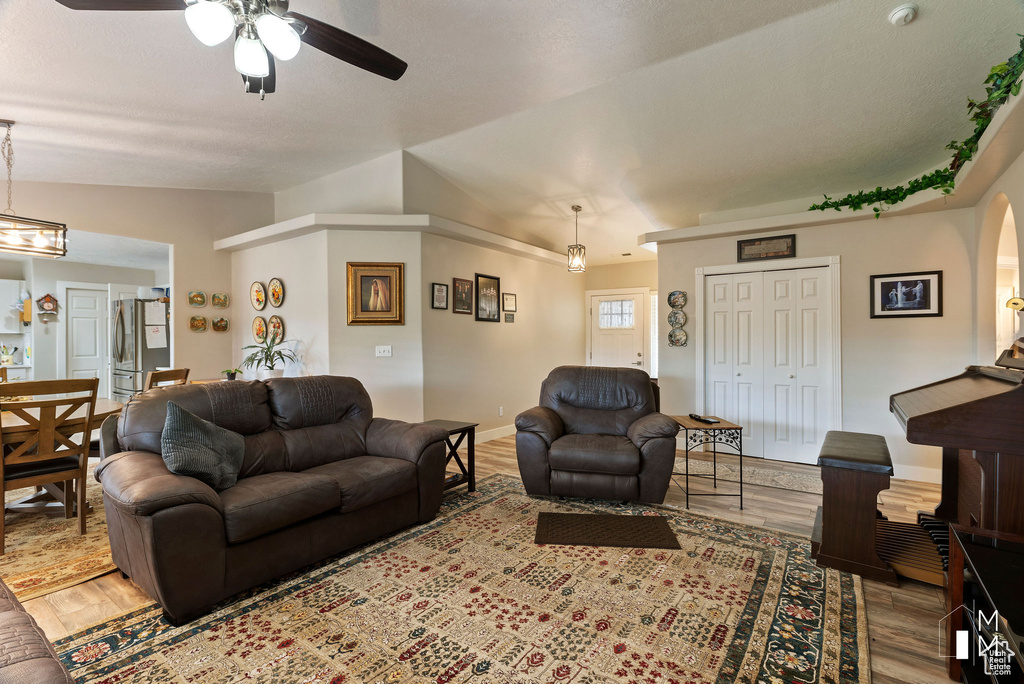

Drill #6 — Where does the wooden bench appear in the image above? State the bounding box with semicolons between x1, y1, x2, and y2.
810;430;898;584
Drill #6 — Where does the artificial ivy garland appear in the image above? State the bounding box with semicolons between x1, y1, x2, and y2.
810;34;1024;216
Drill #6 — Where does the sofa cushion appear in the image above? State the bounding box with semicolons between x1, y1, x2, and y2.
304;455;417;513
119;380;272;455
239;430;288;478
549;434;640;475
161;402;245;491
539;366;655;436
218;471;340;544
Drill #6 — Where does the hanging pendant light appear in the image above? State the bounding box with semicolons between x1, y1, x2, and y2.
0;121;67;259
567;204;586;273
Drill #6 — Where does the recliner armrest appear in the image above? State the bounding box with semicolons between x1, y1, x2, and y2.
95;451;223;517
366;418;447;464
627;413;680;448
98;414;119;460
515;406;564;447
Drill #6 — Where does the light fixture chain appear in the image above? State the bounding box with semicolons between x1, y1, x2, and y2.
1;125;13;216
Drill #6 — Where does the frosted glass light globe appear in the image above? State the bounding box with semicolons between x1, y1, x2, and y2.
234;34;270;77
255;13;301;61
185;1;235;47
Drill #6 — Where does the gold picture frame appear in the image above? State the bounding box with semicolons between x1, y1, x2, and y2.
347;262;405;325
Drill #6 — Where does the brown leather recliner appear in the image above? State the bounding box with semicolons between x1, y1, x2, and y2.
96;376;447;625
515;366;680;504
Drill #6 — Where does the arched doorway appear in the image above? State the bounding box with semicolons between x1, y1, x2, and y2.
995;206;1020;358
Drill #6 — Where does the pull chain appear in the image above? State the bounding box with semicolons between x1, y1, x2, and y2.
1;125;14;216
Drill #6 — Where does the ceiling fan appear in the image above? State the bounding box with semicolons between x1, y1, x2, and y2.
53;0;408;99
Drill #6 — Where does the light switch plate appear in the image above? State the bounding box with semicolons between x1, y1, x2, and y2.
375;345;392;357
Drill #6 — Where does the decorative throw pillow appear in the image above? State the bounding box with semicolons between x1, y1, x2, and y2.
160;401;244;491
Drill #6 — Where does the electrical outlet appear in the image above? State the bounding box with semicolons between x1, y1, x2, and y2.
375;345;392;357
498;406;503;417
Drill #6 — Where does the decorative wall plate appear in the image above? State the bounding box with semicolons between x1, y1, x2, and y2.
667;290;687;309
268;278;285;307
211;293;230;308
268;315;284;343
189;315;208;332
188;291;207;307
668;309;687;329
252;316;267;343
250;282;266;310
668;328;688;347
212;317;229;333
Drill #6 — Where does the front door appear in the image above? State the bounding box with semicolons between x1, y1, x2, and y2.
589;293;647;372
67;288;108;398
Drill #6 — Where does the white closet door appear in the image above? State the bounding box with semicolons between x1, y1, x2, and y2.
763;267;832;463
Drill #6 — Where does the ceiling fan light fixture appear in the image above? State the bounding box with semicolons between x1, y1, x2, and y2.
255;13;301;61
185;0;235;47
234;32;270;78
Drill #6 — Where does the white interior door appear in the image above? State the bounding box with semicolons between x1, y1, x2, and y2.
763;268;832;463
590;293;647;371
67;288;108;397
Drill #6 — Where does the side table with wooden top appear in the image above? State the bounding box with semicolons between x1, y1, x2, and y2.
670;415;744;510
423;419;478;492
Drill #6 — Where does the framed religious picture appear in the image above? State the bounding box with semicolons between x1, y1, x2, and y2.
502;292;517;312
452;277;473;315
431;283;448;310
870;270;942;318
475;273;500;322
347;262;405;325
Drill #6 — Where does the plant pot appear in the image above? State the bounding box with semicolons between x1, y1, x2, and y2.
225;372;237;381
258;369;285;380
0;355;11;366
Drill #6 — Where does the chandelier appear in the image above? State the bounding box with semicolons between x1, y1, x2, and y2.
567;204;586;273
0;122;67;259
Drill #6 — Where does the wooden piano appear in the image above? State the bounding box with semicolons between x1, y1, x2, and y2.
885;364;1024;585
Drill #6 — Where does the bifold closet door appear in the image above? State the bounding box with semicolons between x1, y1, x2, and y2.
704;272;764;457
763;268;832;463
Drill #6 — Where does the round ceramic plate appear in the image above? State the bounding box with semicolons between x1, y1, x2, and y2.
668;309;687;328
268;315;284;343
189;315;207;332
188;291;207;307
268;278;285;307
212;317;229;333
667;290;687;309
668;328;688;347
211;293;230;308
250;282;266;310
252;316;267;343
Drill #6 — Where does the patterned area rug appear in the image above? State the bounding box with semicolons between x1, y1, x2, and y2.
683;459;824;494
1;464;116;600
55;474;869;683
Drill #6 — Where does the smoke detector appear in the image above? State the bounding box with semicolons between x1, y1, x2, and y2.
889;3;919;26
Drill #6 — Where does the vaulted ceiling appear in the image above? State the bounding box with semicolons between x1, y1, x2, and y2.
2;0;1022;264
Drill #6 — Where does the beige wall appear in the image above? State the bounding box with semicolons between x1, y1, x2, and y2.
12;181;274;380
657;210;976;481
274;152;404;223
230;231;330;378
584;260;658;291
421;234;586;434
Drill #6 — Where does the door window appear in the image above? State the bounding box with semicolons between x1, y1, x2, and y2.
598;299;635;329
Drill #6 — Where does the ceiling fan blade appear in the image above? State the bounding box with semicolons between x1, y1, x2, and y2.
54;0;184;9
285;11;407;81
242;55;276;98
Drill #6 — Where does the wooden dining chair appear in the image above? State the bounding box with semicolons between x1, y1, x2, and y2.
0;378;99;554
144;368;190;391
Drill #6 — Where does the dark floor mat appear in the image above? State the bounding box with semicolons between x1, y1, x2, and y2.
534;511;681;549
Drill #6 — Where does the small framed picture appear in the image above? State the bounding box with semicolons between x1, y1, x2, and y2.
505;313;515;323
737;234;796;262
347;262;404;325
453;277;473;315
475;273;500;322
870;271;942;318
431;283;448;310
502;292;517;312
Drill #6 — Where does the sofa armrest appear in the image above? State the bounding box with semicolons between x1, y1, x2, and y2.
366;418;448;464
627;413;680;448
98;414;120;460
514;407;563;447
95;451;223;517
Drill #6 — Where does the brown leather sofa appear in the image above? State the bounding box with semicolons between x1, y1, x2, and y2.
0;578;73;684
515;366;680;504
96;376;447;625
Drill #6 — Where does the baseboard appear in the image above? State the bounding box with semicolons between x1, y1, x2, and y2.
892;464;941;484
476;424;516;444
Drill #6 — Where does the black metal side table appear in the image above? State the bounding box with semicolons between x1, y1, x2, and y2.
670;415;744;510
423;419;479;492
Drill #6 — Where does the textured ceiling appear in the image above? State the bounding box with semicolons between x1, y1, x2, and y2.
2;0;1023;265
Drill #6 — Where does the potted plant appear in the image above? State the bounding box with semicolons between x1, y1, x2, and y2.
241;337;297;380
222;368;243;381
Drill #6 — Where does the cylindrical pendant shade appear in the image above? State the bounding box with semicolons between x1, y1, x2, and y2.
567;244;586;273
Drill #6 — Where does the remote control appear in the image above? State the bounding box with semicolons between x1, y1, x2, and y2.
688;413;720;424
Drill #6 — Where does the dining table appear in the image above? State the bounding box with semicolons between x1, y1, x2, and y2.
2;397;124;514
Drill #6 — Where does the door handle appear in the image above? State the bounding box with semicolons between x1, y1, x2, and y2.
736;372;741;376
631;361;643;366
789;374;795;379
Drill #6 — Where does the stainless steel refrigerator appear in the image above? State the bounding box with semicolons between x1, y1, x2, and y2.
110;298;170;402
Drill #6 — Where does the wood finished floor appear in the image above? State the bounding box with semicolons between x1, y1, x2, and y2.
22;435;947;683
